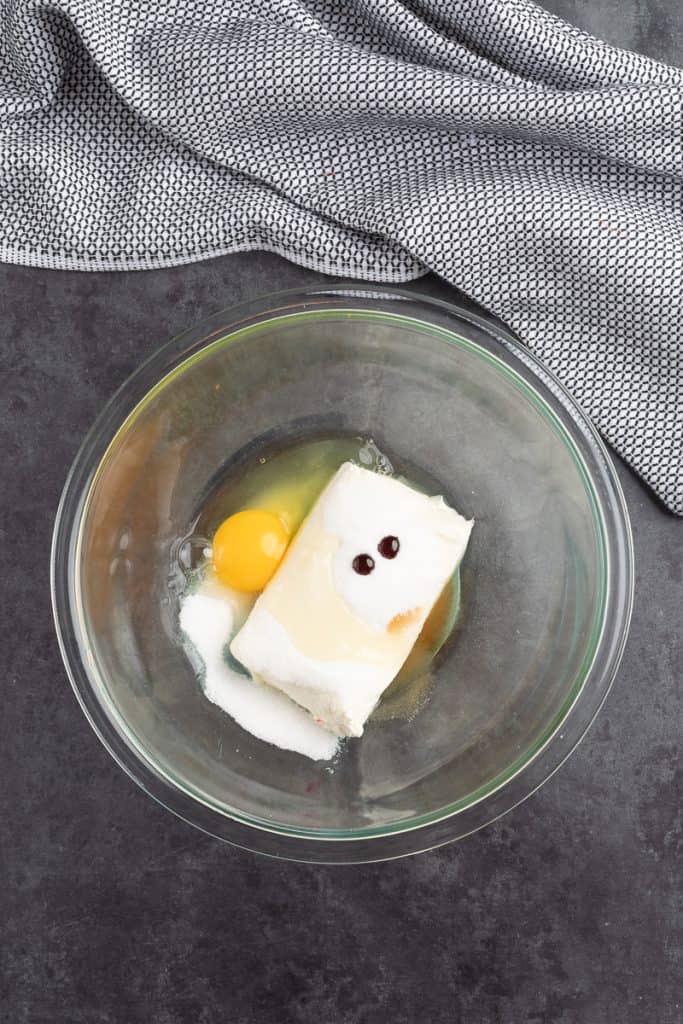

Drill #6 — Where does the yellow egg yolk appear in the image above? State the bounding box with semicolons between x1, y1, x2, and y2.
211;509;289;592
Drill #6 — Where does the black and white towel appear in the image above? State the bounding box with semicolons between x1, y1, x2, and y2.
1;0;682;512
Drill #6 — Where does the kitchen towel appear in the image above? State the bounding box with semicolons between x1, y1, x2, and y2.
1;0;682;512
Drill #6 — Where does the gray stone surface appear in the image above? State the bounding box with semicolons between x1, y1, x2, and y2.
3;251;681;1024
543;0;683;64
1;5;682;1023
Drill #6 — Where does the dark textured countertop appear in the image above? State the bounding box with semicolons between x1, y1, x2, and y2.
2;6;682;1024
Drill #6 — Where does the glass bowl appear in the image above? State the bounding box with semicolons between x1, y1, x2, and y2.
51;286;633;862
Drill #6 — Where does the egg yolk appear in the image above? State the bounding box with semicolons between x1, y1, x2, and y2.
211;509;289;592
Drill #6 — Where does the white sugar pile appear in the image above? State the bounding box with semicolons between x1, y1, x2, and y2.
179;586;339;762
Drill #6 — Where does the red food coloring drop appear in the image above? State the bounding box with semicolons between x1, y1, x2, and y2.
378;535;400;559
352;553;375;575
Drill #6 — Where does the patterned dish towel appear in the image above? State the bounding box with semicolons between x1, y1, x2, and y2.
1;0;681;512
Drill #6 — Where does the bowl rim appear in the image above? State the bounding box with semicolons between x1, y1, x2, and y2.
51;284;634;862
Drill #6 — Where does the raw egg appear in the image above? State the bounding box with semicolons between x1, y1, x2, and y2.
212;509;289;592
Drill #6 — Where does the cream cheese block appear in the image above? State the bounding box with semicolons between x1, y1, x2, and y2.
230;462;472;737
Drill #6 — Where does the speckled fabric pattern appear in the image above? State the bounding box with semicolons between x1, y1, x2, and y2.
1;0;682;511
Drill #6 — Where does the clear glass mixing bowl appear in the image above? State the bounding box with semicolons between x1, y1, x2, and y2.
51;286;633;862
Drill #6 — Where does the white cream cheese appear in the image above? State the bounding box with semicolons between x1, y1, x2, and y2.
231;463;472;737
